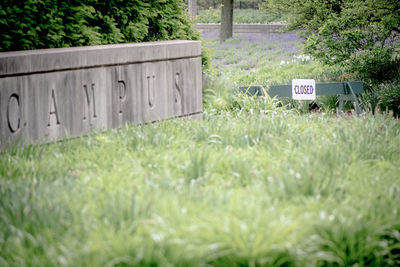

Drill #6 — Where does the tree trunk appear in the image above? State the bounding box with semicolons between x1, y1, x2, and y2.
188;0;197;18
220;0;233;43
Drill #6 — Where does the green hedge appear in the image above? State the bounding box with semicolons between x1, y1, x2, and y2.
0;0;200;51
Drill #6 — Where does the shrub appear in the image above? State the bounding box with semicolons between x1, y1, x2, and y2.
0;0;200;51
378;80;400;117
360;79;400;116
262;0;400;81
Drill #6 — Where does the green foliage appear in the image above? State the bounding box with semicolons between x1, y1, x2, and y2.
201;44;213;71
197;6;222;23
233;8;288;24
197;0;221;9
233;0;263;9
377;80;400;117
0;0;200;51
358;79;400;116
197;8;287;24
262;0;400;81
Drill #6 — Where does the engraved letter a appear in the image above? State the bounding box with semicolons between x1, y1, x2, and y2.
48;89;60;127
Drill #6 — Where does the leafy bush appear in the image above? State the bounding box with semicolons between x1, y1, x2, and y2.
0;0;200;51
262;0;400;81
378;80;400;117
358;79;400;116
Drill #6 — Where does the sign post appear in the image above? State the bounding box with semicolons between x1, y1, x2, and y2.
292;79;316;100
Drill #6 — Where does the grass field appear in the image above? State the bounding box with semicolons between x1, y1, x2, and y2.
1;32;400;266
1;112;400;266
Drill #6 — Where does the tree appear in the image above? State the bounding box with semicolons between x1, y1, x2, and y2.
220;0;234;42
188;0;197;18
262;0;400;80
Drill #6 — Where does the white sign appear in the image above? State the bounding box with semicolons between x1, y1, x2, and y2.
292;79;316;100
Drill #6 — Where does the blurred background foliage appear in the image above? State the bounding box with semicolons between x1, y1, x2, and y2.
196;7;287;24
0;0;200;51
198;0;400;116
260;0;400;82
260;0;400;115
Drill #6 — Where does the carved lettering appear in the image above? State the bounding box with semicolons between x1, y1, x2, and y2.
7;93;21;133
83;83;97;121
147;75;156;108
118;80;127;114
174;72;182;104
48;89;60;127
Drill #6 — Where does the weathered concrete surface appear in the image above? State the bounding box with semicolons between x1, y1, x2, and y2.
196;23;285;34
0;41;202;147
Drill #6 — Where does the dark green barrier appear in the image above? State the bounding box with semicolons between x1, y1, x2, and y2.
239;81;364;114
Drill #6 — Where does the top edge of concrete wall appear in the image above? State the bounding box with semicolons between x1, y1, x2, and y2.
0;40;201;77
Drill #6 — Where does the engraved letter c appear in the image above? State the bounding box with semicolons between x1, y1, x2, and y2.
7;93;21;133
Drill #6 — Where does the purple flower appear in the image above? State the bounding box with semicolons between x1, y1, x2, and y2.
201;31;219;40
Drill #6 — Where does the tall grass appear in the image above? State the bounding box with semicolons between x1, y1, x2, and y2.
1;112;400;266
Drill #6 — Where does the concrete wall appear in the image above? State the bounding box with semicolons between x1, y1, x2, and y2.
196;23;285;34
0;40;202;148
